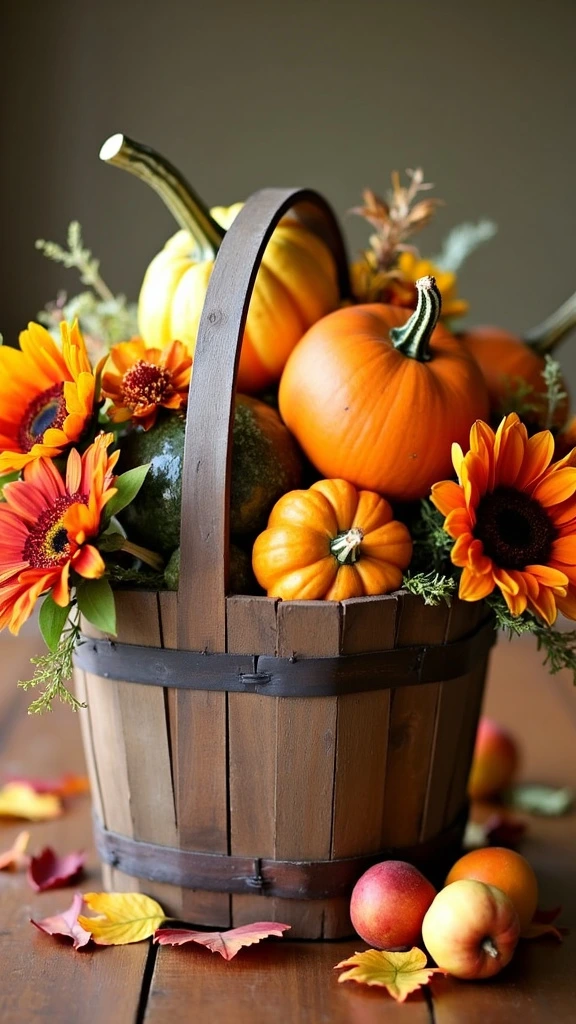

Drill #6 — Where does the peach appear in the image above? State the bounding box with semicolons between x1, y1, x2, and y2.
350;860;436;949
422;879;520;979
445;847;538;933
468;718;519;801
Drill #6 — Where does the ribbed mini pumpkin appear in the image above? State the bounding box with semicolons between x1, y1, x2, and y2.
252;478;412;601
279;276;489;503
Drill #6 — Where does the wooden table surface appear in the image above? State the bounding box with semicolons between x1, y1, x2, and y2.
1;630;575;1023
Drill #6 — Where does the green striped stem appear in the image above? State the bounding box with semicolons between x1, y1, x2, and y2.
390;275;442;361
525;289;576;355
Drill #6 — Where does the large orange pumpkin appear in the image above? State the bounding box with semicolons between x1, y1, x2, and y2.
460;290;576;428
252;478;412;601
279;276;490;503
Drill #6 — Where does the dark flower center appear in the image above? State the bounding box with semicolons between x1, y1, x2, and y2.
474;487;556;570
18;383;67;452
122;361;173;410
22;493;87;569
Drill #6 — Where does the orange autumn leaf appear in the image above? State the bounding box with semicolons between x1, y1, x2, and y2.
0;830;30;871
0;783;62;821
154;922;291;960
78;892;165;945
335;947;443;1002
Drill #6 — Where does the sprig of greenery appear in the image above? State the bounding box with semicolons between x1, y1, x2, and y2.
542;355;567;430
434;220;497;273
409;499;455;574
403;571;457;605
535;626;576;683
36;221;114;301
485;593;536;636
18;611;84;714
107;564;166;588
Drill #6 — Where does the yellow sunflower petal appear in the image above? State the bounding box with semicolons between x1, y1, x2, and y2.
430;480;465;517
533;469;576;507
458;567;495;601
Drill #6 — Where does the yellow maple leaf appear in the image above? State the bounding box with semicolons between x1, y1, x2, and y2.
0;783;61;821
78;892;166;945
335;947;442;1002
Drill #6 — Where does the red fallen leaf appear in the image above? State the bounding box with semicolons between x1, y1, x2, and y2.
522;922;567;941
533;905;562;924
5;773;89;798
0;830;30;871
484;812;528;847
27;847;86;892
31;893;91;950
154;922;291;960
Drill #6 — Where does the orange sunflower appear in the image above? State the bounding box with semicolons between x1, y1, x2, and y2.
0;321;95;474
101;338;192;430
431;413;576;625
0;433;118;634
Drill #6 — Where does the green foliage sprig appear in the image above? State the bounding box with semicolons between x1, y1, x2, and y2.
542;355;567;430
403;571;457;605
19;610;84;714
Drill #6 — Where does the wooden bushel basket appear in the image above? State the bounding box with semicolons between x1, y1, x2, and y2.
73;188;495;939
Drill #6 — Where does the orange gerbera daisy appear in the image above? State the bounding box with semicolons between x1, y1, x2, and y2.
431;413;576;625
101;338;192;430
0;321;95;474
0;434;118;634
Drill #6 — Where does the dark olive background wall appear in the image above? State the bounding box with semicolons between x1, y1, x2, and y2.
2;0;576;381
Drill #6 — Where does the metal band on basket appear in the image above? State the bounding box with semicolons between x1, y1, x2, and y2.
93;806;468;900
74;615;495;697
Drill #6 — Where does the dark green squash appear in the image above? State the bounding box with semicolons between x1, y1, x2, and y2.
118;395;302;554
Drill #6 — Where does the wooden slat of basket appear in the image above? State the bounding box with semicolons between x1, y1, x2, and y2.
380;593;450;847
322;595;398;938
331;596;397;858
444;652;489;828
419;600;486;842
227;595;278;927
159;591;230;927
274;601;340;938
74;668;104;823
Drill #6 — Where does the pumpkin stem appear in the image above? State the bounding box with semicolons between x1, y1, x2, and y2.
330;527;364;565
119;539;165;573
524;289;576;355
390;276;442;361
99;134;225;262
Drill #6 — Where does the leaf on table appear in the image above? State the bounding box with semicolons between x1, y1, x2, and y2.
0;830;30;871
28;846;86;892
5;773;90;798
154;921;291;960
31;892;91;950
523;905;568;942
78;892;166;945
334;947;443;1002
0;783;62;821
507;784;574;816
485;812;528;847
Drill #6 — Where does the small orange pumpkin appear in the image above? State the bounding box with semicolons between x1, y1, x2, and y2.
252;478;412;601
279;276;489;503
460;291;576;428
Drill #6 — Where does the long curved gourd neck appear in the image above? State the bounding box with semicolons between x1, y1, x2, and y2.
99;133;225;262
524;290;576;355
390;276;442;361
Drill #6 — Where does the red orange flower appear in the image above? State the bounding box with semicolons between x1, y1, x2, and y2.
431;413;576;625
0;321;95;474
101;339;192;430
0;434;118;634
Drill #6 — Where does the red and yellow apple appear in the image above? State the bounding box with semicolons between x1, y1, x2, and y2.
468;718;519;801
350;860;436;949
445;847;538;933
422;879;520;979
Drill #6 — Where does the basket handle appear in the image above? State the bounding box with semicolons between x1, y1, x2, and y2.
177;188;350;652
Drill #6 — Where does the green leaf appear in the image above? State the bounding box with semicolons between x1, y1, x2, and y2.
76;578;117;636
39;594;72;653
104;466;150;521
508;784;574;817
0;471;20;501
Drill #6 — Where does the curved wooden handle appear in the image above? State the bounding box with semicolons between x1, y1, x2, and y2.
177;188;350;652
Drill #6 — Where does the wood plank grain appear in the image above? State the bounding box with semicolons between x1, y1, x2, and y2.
419;601;486;842
331;597;398;859
227;596;278;926
159;591;229;926
144;938;431;1024
0;645;148;1024
381;593;450;847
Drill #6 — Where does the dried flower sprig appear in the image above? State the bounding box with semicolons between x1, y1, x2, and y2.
350;168;441;273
